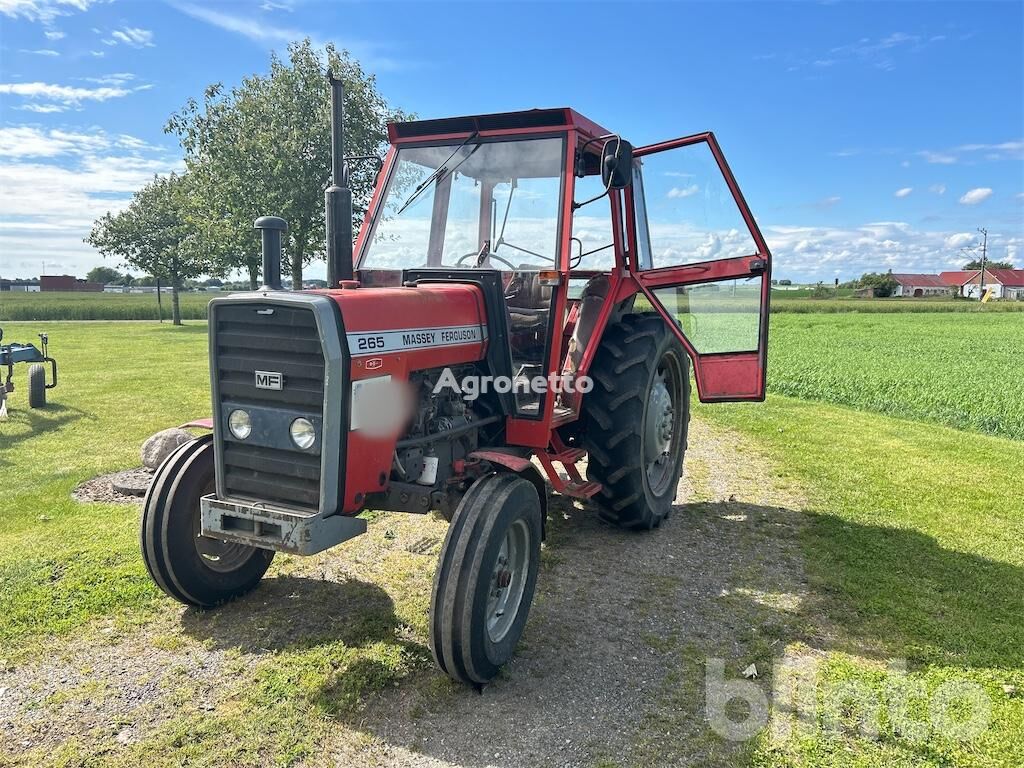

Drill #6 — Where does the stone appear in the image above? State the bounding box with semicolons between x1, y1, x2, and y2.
141;428;192;469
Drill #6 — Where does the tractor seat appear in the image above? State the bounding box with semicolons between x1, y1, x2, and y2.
568;274;610;373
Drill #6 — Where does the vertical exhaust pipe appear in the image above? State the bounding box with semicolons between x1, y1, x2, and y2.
325;70;354;286
255;215;286;290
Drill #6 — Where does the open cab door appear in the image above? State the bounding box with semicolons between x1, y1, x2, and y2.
627;132;772;401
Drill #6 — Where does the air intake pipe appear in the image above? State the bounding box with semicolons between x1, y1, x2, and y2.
255;215;287;290
325;70;354;286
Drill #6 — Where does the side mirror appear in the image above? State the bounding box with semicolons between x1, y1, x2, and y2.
601;138;633;190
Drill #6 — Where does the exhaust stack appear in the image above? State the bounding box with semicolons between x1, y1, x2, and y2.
254;215;286;290
325;70;354;286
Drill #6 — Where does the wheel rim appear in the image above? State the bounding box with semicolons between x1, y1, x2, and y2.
644;350;684;496
189;488;256;574
486;518;531;643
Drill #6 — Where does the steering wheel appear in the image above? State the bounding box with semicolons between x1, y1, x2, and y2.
454;250;519;271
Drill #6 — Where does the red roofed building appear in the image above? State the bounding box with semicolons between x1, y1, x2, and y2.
890;273;953;298
962;268;1024;300
938;271;981;295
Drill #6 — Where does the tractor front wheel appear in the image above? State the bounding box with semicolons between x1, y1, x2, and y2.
141;434;274;608
584;313;690;530
27;364;45;408
430;473;542;686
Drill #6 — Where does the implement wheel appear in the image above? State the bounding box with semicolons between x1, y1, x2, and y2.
584;313;690;530
141;435;274;608
28;364;45;408
430;473;542;686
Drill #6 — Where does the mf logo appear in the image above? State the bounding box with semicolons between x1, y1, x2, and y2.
365;357;383;371
254;370;283;390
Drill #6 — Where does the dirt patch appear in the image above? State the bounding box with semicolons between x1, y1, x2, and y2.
0;619;228;755
72;468;152;505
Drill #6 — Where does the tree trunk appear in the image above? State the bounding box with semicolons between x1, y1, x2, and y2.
170;272;182;326
291;242;304;291
247;257;259;290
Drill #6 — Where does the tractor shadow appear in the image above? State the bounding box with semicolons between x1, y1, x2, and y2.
338;495;1024;767
0;402;87;467
179;574;400;654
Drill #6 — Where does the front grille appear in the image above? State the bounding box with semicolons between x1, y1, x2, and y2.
213;303;325;511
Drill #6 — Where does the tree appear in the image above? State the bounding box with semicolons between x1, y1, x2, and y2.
87;173;212;325
166;39;406;289
963;258;1013;270
86;266;122;285
857;272;897;298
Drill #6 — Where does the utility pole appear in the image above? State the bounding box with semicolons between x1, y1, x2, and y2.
977;227;988;300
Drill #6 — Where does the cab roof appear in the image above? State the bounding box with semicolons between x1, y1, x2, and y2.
388;107;611;144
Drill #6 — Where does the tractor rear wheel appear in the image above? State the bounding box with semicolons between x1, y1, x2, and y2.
141;434;274;608
584;313;690;530
430;473;542;686
27;364;45;408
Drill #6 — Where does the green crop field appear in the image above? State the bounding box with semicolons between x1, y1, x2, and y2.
1;314;1022;768
0;291;213;321
767;312;1024;439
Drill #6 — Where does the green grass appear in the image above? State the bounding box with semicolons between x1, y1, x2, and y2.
767;312;1024;439
0;322;212;648
698;397;1024;767
0;291;213;320
770;295;1024;313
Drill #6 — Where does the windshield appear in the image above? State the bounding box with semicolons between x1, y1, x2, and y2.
359;136;565;272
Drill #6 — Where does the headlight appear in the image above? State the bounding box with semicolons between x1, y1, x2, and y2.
289;417;316;450
228;409;252;439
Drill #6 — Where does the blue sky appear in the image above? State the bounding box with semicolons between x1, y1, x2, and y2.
0;0;1021;282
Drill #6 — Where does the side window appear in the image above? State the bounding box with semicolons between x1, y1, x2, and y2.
634;141;756;269
570;174;616;271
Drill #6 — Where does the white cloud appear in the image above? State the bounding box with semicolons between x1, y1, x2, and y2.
929;184;946;195
0;126;162;158
16;103;66;113
919;150;957;165
18;48;60;56
81;72;136;86
894;187;913;198
959;188;993;205
918;140;1023;165
816;195;841;209
0;80;145;108
43;28;64;39
171;2;404;71
104;26;154;48
667;184;699;198
944;233;974;249
763;221;1021;281
0;125;181;276
0;0;97;24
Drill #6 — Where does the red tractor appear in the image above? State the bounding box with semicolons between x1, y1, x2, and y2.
142;75;772;686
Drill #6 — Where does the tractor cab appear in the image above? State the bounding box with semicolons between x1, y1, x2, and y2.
353;108;772;441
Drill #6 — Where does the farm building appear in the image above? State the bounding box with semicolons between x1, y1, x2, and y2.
890;274;952;297
960;268;1024;300
939;270;981;296
0;279;41;292
40;275;103;292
